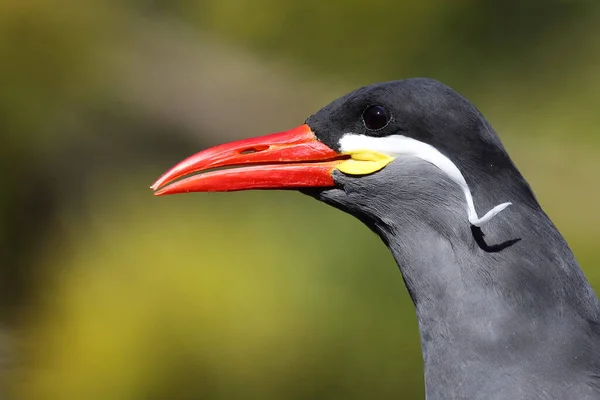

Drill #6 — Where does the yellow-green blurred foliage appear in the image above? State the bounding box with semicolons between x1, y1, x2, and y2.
1;1;599;399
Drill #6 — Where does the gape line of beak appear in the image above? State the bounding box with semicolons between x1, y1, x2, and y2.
150;125;392;196
150;125;511;227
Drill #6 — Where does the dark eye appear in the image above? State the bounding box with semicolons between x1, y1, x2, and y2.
362;105;391;131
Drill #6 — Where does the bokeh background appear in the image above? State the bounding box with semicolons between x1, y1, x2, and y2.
1;1;599;399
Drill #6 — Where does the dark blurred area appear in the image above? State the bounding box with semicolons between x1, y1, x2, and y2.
1;1;599;398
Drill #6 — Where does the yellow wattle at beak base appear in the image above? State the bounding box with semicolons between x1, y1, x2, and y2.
336;150;395;175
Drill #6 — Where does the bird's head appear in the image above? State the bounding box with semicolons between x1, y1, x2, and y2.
152;78;523;228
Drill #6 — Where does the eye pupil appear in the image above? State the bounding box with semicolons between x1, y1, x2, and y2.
363;105;391;130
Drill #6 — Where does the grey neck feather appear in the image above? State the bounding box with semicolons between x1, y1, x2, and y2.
312;158;600;399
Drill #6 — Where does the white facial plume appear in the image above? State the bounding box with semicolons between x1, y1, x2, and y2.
338;133;512;227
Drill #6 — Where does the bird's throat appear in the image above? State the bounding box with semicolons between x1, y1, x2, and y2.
314;157;600;397
372;202;600;399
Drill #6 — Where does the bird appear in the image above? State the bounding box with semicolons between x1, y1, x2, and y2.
151;78;600;399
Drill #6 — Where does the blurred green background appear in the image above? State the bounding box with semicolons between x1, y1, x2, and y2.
1;1;599;399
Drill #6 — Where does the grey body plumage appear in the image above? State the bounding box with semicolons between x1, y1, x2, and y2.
312;159;600;399
305;79;600;398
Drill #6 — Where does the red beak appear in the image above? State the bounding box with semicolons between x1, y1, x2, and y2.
151;124;346;196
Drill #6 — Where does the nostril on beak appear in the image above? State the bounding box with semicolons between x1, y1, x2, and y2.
240;145;270;154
